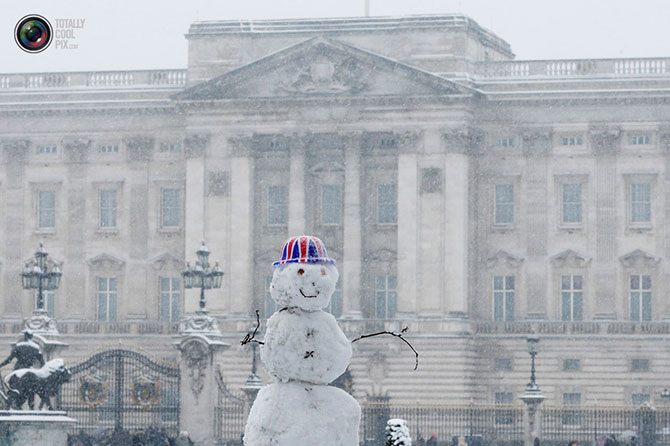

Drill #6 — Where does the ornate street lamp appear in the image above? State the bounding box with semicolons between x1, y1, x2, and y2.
20;243;62;314
182;241;224;312
526;333;540;392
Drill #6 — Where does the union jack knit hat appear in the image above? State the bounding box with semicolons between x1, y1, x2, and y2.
273;235;335;268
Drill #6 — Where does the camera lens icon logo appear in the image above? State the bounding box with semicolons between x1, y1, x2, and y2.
15;15;53;53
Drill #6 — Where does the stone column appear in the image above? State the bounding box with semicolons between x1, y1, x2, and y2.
177;312;230;446
3;139;29;319
184;133;209;314
396;133;420;317
229;137;254;316
342;136;363;318
659;131;670;319
590;127;621;319
124;136;153;320
522;131;552;319
441;130;477;318
288;139;306;236
520;390;546;446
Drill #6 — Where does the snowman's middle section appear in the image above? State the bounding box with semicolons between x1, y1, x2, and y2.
261;308;352;385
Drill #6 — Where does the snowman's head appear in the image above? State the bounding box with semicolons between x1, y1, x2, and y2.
270;262;339;311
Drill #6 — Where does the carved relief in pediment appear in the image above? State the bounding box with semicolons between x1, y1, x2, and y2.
619;249;661;268
550;249;591;268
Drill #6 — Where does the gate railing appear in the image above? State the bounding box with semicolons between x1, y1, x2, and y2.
214;369;246;445
60;349;180;437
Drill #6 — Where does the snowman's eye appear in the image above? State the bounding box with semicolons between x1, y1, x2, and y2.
297;268;305;275
321;268;327;276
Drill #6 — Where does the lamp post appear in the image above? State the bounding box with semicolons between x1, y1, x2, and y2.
526;333;540;392
182;241;224;313
21;243;62;315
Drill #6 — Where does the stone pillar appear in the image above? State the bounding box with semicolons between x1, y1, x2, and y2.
342;138;363;318
288;140;306;236
177;312;230;446
661;131;670;319
442;130;477;318
2;139;29;319
229;138;254;316
0;411;76;446
397;136;419;317
590;127;621;319
62;138;89;320
520;390;545;446
184;133;209;314
522;131;552;319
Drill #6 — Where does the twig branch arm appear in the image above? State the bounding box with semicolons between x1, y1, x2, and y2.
351;327;419;370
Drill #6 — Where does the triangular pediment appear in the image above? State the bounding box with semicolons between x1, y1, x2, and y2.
550;249;591;268
486;250;524;269
150;252;184;271
87;253;125;270
174;37;472;101
619;249;661;268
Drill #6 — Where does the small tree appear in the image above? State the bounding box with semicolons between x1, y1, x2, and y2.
386;418;412;446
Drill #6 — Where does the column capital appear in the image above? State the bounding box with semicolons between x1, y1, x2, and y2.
589;126;622;156
184;132;210;158
441;127;483;154
522;130;553;157
659;127;670;151
124;135;154;161
61;137;91;163
2;138;31;163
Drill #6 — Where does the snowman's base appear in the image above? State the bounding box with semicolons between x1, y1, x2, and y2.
244;382;360;446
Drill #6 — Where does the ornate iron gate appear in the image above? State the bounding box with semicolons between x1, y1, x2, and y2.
59;349;180;437
214;369;246;445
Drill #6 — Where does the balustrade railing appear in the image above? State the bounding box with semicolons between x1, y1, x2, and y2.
0;69;187;89
476;58;670;79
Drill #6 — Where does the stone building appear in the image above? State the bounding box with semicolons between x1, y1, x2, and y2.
1;14;670;408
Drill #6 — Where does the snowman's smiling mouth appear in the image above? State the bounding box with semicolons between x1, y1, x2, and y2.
300;289;319;299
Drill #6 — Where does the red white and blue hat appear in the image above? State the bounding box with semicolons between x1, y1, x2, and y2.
273;235;335;268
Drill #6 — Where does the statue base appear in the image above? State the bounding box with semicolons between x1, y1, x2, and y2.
0;411;76;446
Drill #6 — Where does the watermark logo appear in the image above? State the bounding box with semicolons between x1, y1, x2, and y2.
14;15;85;52
14;15;52;53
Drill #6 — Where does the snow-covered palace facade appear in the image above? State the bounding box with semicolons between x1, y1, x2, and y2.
1;14;670;408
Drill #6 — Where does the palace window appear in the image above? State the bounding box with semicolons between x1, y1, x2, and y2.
327;281;342;318
632;393;650;405
494;358;512;371
377;184;397;224
561;136;583;146
631;359;650;372
100;144;119;153
562;184;582;224
267;185;287;225
561;275;583;321
630;275;652;321
629;135;651;145
493;275;515;322
495;392;514;425
321;185;342;225
562;393;582;425
159;277;180;322
376;275;397;319
494;184;514;225
631;183;651;223
563;359;581;371
97;277;117;322
495;137;515;148
38;190;56;228
35;290;55;318
159;142;182;153
99;189;117;228
37;145;57;154
161;188;181;228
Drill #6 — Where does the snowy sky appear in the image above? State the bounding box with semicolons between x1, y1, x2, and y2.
1;0;669;73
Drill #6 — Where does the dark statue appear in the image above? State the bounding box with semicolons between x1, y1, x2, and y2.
0;330;70;410
0;330;45;370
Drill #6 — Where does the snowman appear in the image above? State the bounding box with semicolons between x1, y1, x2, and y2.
244;235;361;446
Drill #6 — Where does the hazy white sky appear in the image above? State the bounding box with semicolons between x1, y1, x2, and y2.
1;0;669;73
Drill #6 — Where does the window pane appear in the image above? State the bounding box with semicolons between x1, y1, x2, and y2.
642;275;652;290
642;292;652;321
98;292;107;321
573;275;583;290
493;276;503;290
160;292;170;321
504;292;514;321
110;278;117;292
376;276;386;290
631;292;640;321
160;277;170;291
109;292;117;322
98;278;107;292
377;184;397;224
162;189;180;227
495;184;514;224
561;275;571;290
100;189;117;227
562;292;571;321
505;276;514;290
321;185;342;225
631;183;651;223
388;275;397;290
376;291;387;319
573;292;583;321
631;275;640;290
562;184;582;223
268;186;287;225
38;190;55;228
494;292;504;322
388;291;397;318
